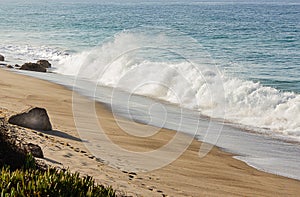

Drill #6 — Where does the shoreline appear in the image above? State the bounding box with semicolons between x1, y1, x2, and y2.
1;68;300;196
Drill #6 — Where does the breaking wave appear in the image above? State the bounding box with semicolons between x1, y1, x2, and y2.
8;31;299;140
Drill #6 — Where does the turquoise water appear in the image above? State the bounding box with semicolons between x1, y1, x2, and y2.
0;1;299;138
1;0;299;92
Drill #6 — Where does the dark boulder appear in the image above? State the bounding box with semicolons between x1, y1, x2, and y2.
8;107;52;131
0;54;4;61
25;143;44;158
20;62;46;72
37;60;51;68
6;64;13;69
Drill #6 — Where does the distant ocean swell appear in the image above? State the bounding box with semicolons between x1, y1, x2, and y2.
1;32;299;140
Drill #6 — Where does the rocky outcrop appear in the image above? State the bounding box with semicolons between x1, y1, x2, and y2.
0;54;4;61
37;60;51;68
19;60;51;72
20;62;47;72
8;107;52;131
0;119;45;168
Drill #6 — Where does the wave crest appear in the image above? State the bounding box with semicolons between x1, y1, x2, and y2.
54;31;300;139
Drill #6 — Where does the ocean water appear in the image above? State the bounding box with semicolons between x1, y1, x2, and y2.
1;0;300;177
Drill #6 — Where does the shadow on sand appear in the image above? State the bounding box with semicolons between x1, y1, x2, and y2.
40;130;82;142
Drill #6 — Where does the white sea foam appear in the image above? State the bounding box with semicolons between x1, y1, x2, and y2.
2;32;298;140
0;44;68;65
53;32;300;140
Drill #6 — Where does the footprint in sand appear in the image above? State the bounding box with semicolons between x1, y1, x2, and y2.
128;176;134;181
63;152;73;158
146;185;165;196
96;157;105;163
147;186;154;191
127;172;138;181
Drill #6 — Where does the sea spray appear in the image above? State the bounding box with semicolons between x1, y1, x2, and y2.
54;31;300;139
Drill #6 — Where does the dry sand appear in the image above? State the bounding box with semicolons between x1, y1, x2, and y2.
0;68;299;196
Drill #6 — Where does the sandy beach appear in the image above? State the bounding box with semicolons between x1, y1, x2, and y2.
0;68;299;196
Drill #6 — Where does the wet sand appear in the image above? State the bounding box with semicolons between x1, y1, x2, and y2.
0;68;299;196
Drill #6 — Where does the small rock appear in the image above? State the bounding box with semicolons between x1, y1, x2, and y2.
36;60;51;68
0;54;4;61
6;64;13;69
20;62;46;72
25;143;44;158
15;64;20;67
8;107;52;131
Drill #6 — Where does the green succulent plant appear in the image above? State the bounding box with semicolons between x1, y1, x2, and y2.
0;155;115;197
